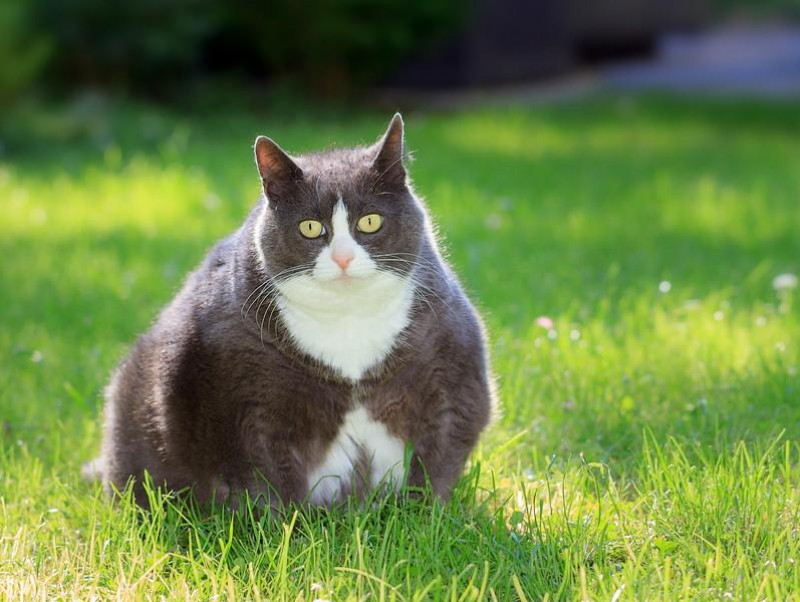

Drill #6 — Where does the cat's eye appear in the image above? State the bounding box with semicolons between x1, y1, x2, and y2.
357;214;383;233
299;220;325;239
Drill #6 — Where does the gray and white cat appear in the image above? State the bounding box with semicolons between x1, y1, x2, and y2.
85;114;496;508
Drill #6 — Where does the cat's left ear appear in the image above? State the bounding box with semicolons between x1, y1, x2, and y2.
371;113;407;190
254;136;303;200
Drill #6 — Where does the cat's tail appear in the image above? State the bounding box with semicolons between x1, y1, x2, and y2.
81;457;106;483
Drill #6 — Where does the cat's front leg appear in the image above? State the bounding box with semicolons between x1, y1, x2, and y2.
235;404;308;509
407;370;494;501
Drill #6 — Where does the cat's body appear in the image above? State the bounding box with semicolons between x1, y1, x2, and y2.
89;115;495;507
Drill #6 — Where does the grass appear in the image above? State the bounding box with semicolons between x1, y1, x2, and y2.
1;94;799;600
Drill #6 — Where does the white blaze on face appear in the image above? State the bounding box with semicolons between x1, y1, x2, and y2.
313;199;375;281
275;197;415;381
329;201;356;271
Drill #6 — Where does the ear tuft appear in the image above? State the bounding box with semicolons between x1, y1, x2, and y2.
371;113;406;190
254;136;303;189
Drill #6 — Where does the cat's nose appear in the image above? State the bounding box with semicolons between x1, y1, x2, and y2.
332;249;354;270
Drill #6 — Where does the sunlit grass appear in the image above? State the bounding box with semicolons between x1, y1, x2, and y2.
1;95;799;599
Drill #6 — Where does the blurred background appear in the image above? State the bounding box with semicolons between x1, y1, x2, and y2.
1;0;799;122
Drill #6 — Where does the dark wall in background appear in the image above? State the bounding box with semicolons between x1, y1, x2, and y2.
392;0;709;88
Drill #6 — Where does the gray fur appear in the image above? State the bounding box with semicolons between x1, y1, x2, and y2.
88;115;496;507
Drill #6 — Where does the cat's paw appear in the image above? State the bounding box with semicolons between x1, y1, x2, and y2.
81;457;105;482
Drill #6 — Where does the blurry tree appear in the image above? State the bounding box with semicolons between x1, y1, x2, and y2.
33;0;222;94
223;0;464;95
0;0;51;107
25;0;463;98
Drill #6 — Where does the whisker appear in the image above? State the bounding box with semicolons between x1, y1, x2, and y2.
259;294;275;349
373;258;436;272
372;266;453;321
253;262;317;347
241;262;316;322
241;279;272;319
371;256;450;301
411;288;439;321
373;257;438;273
266;293;285;347
253;287;275;335
244;282;279;321
406;275;455;314
371;253;442;273
272;263;316;281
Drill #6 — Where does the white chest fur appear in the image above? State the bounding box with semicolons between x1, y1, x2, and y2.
306;406;406;505
277;274;413;380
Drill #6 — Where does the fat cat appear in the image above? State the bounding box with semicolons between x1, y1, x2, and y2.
84;114;495;508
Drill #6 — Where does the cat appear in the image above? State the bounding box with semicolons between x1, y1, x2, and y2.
84;114;496;509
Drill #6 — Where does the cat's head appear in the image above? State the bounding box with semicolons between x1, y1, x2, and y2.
252;114;426;286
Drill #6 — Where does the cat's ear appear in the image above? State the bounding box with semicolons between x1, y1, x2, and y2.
254;136;303;197
371;113;407;190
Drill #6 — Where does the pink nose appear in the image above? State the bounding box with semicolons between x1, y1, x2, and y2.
332;250;354;270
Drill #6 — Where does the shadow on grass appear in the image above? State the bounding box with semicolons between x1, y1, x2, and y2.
89;463;626;600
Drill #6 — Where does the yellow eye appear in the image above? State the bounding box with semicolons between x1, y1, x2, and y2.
357;213;383;233
299;219;325;239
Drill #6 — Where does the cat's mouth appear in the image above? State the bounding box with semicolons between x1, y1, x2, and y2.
325;271;365;284
312;265;375;284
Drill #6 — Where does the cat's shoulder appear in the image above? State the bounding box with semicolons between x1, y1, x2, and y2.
412;258;486;350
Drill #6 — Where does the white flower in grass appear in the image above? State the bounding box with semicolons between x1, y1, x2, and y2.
203;192;221;211
773;273;798;291
484;213;503;230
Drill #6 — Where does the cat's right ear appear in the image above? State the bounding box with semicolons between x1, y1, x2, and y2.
254;136;303;198
370;113;407;191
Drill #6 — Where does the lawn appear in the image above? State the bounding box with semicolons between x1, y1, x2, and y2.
1;95;799;600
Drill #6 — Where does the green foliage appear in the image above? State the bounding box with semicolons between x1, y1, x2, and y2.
25;0;463;96
0;0;50;106
224;0;463;93
1;96;800;598
32;0;221;92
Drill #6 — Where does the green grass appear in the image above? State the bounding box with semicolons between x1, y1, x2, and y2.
1;95;800;600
